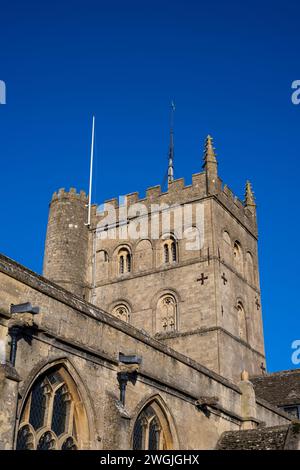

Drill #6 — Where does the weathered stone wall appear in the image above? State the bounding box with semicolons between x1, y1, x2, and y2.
0;254;290;450
86;183;264;382
43;188;89;298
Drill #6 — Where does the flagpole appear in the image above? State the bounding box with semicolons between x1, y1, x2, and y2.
87;115;95;227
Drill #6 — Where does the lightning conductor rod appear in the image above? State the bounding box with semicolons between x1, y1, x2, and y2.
87;115;95;227
168;101;175;185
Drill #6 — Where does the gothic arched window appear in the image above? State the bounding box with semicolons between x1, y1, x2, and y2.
156;294;177;333
112;304;130;323
16;366;88;450
118;247;132;275
132;402;173;450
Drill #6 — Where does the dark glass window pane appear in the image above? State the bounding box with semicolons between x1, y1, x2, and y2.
132;418;143;450
62;436;77;450
126;253;131;272
164;244;169;263
148;419;158;450
120;256;124;274
29;380;46;430
51;387;67;436
16;425;34;450
37;431;56;450
48;372;62;385
171;242;176;261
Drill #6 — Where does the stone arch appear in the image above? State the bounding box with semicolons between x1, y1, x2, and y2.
233;240;244;275
16;358;95;450
131;394;179;450
236;300;248;342
155;292;178;333
96;249;109;283
160;233;178;266
111;300;131;323
135;239;153;272
113;244;132;276
183;225;202;257
221;229;232;265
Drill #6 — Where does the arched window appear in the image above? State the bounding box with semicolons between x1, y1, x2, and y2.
132;402;173;450
118;248;132;275
162;237;177;264
237;301;247;342
156;294;177;333
112;304;130;323
16;366;88;450
171;241;176;262
164;244;169;263
233;241;243;273
120;255;125;274
126;253;131;273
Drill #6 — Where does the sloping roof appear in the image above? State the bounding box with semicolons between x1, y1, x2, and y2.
217;425;290;450
251;369;300;407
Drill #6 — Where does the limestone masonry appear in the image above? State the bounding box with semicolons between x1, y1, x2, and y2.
0;135;299;450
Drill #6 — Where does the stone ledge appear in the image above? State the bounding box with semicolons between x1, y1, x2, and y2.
0;363;20;382
0;306;11;319
157;327;265;359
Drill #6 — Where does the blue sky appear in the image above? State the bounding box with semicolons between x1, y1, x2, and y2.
0;0;299;372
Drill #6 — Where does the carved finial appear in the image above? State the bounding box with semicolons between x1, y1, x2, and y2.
241;370;249;381
244;180;256;208
203;135;217;167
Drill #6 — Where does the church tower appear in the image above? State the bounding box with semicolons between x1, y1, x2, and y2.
43;135;265;383
43;188;90;298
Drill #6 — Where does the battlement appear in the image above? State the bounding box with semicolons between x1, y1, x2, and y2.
221;183;245;210
95;171;256;233
47;136;257;236
99;173;206;212
51;187;88;203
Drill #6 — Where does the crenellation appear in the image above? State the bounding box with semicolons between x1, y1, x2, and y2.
103;197;119;208
146;185;162;200
168;178;185;192
223;184;234;200
52;187;88;202
233;197;244;211
191;172;204;186
125;192;140;206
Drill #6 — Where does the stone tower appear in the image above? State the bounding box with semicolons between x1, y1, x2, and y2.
43;188;90;298
43;136;265;383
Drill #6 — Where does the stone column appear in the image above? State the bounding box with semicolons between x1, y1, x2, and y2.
238;370;258;430
0;363;20;449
